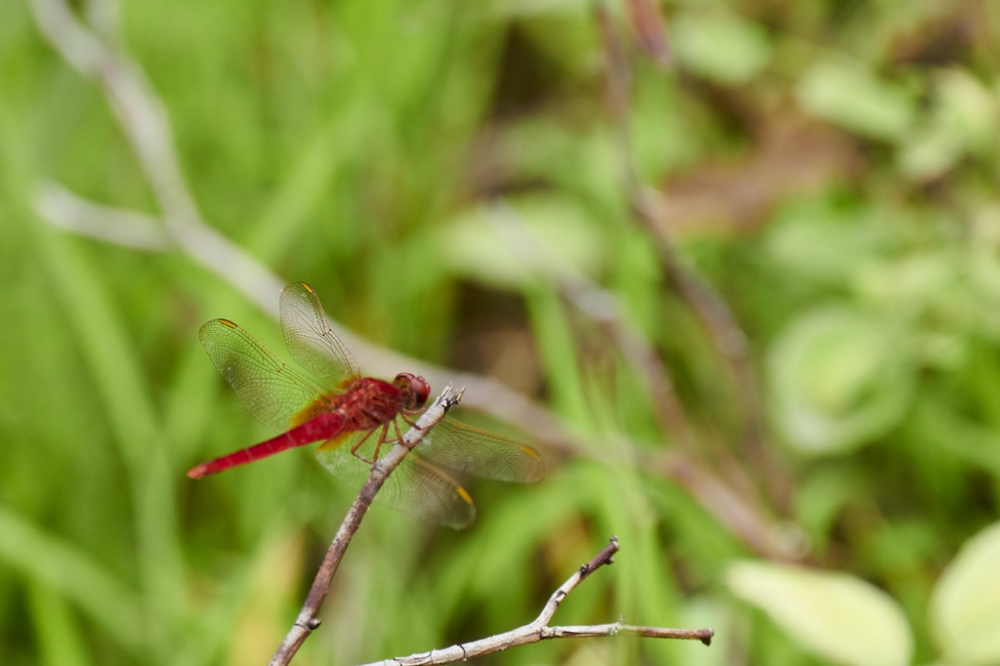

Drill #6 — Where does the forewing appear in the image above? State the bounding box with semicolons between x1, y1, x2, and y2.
316;429;476;530
200;319;324;433
416;417;545;483
280;282;360;389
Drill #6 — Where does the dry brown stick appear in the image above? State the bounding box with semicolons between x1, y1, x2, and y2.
29;0;799;561
356;537;713;666
268;386;465;666
592;1;792;513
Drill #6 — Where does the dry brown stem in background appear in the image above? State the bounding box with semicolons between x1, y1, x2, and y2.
593;0;795;514
30;0;802;562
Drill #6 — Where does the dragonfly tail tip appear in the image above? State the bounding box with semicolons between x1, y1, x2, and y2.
187;465;208;479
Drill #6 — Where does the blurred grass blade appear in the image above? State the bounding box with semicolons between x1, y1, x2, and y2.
0;506;145;655
27;579;94;666
525;285;591;426
40;232;186;655
41;233;159;466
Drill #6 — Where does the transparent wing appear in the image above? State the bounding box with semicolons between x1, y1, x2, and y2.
280;282;360;389
316;428;477;530
416;417;545;483
199;319;326;433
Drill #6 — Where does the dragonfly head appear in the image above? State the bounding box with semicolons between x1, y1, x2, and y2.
394;372;430;410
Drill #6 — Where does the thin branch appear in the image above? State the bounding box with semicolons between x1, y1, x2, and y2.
356;537;713;666
592;1;793;513
268;386;465;666
622;0;672;68
28;0;801;561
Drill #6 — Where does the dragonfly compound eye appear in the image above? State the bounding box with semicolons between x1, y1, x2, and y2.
395;372;431;410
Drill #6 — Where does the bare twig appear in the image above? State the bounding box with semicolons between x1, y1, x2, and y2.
622;0;672;68
356;537;713;666
592;1;793;513
29;0;801;561
268;386;465;666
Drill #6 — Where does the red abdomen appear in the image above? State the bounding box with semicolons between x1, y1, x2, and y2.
187;411;346;478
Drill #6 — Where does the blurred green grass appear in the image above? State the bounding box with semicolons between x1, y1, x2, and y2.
2;0;1000;664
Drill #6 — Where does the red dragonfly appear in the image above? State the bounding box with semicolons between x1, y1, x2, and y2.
188;282;544;529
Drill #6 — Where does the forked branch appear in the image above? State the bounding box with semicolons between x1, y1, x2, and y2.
268;386;465;666
356;537;713;666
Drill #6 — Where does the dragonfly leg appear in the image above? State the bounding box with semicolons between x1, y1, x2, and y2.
373;420;403;460
400;413;424;430
392;419;407;447
349;427;380;465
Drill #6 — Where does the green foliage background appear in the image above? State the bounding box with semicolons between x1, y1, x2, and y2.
1;0;999;664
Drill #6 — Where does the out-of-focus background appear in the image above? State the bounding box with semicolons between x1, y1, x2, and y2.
2;0;1000;664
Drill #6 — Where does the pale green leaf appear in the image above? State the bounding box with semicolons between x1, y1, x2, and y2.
768;307;913;454
728;561;913;666
440;196;606;290
798;62;916;141
672;12;772;85
931;521;1000;665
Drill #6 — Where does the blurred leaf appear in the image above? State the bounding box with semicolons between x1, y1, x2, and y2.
769;307;914;454
671;12;772;85
899;70;998;180
935;69;999;157
898;124;963;181
766;203;886;287
728;561;913;666
930;521;1000;665
798;62;916;141
855;253;958;317
440;196;607;291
